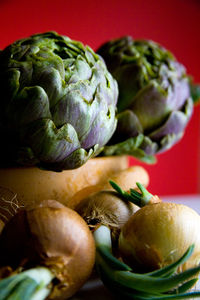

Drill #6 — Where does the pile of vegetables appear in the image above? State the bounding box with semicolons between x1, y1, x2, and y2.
0;182;200;299
93;182;200;299
0;31;199;299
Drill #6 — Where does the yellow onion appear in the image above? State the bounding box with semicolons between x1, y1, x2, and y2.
91;183;200;299
119;202;200;273
0;201;95;299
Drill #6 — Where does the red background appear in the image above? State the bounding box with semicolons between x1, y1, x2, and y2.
0;0;199;196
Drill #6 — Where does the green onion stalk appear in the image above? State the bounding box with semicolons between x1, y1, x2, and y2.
92;182;200;299
0;267;54;300
94;225;200;299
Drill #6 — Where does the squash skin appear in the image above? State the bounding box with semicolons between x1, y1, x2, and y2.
0;156;128;210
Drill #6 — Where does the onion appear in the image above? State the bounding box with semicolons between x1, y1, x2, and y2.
94;225;200;299
0;219;4;233
91;182;200;299
73;166;149;243
75;190;139;242
0;201;95;299
119;200;200;273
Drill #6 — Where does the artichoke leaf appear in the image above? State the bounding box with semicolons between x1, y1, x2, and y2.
0;69;20;102
102;134;156;164
81;103;117;149
190;81;200;104
8;86;51;127
36;67;66;107
42;144;101;171
26;119;81;163
189;76;200;104
158;133;184;154
114;110;143;140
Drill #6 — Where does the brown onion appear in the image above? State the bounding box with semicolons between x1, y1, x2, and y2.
73;166;148;234
75;190;139;243
0;219;4;233
0;202;95;299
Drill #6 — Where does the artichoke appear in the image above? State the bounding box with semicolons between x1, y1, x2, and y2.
97;36;193;163
0;32;118;171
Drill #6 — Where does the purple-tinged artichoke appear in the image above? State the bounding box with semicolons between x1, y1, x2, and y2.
0;32;118;171
97;36;193;163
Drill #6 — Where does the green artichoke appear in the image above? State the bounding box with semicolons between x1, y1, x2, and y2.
0;32;118;171
97;36;193;163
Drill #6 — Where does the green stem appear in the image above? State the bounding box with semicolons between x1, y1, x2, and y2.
109;180;154;207
94;225;131;271
109;180;142;206
115;265;200;294
135;182;153;205
0;267;54;300
93;225;200;299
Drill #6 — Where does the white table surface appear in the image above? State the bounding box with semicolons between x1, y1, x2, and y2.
72;195;200;299
162;194;200;213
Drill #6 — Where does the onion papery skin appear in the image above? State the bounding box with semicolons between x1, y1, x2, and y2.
0;219;4;233
0;205;95;299
119;202;200;273
75;190;139;243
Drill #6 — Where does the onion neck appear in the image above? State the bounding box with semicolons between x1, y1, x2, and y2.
0;267;54;300
109;180;160;206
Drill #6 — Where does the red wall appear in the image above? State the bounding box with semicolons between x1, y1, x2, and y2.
0;0;199;195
